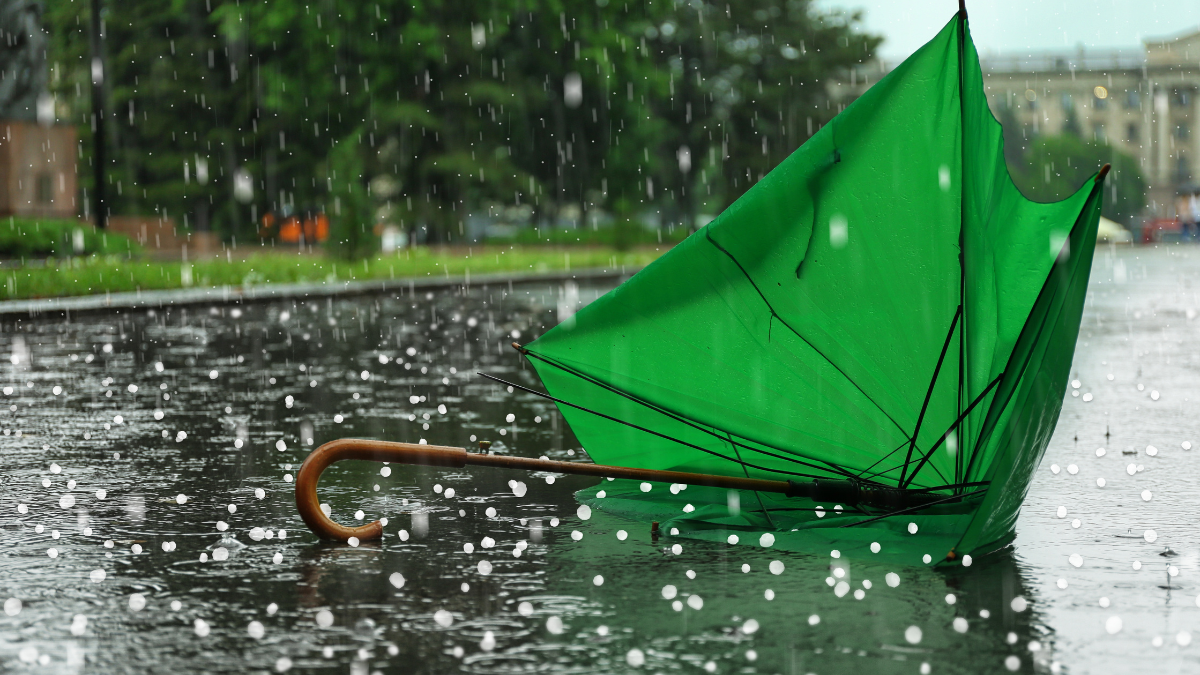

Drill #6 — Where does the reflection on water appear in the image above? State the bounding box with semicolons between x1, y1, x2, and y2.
7;251;1190;673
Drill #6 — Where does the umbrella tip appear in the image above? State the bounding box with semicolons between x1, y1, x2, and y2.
511;341;527;354
1096;163;1112;182
958;0;966;18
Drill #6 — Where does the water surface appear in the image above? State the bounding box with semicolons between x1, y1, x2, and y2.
1;247;1198;674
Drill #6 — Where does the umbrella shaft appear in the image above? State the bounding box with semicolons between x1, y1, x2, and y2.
294;439;951;543
464;450;791;494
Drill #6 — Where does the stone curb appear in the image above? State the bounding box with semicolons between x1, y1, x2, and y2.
0;266;638;318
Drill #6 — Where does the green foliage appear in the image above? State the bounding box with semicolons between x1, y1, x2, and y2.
43;0;881;256
326;140;376;260
1007;135;1147;226
0;217;140;258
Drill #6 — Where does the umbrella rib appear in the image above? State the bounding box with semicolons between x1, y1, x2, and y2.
851;437;916;482
704;229;911;439
900;372;1004;488
726;431;778;528
839;488;987;528
864;369;1003;485
898;306;962;486
858;450;949;487
518;351;867;481
955;0;970;493
859;373;1002;487
478;372;838;480
913;480;990;492
858;450;951;488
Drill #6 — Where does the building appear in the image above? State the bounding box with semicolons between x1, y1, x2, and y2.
0;120;77;219
832;27;1200;221
0;2;79;221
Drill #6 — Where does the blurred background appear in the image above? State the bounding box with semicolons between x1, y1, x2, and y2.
1;0;1199;291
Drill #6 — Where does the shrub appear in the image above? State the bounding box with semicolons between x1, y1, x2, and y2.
0;217;141;258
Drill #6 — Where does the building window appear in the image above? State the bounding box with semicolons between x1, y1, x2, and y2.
1093;124;1106;142
1177;123;1191;140
1176;156;1191;183
1125;90;1141;110
35;173;53;205
1126;123;1139;142
1061;93;1073;111
1175;90;1192;108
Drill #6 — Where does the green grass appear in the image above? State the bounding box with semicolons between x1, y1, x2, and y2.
491;223;692;248
0;246;669;301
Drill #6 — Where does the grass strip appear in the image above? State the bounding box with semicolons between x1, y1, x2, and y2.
0;246;666;301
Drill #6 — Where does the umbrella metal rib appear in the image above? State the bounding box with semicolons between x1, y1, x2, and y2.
480;370;851;482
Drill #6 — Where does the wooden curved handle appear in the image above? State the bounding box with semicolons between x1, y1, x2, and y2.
294;439;467;542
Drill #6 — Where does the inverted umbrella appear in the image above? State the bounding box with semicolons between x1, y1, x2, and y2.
297;5;1107;564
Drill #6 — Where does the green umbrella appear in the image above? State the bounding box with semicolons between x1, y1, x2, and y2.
512;8;1107;565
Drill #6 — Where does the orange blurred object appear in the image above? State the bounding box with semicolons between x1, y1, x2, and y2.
258;212;277;240
278;216;302;243
306;213;330;243
261;211;329;244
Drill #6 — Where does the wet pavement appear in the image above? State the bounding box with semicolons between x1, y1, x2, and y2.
1;245;1199;674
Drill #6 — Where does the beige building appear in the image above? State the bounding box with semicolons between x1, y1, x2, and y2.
834;27;1200;221
0;120;77;220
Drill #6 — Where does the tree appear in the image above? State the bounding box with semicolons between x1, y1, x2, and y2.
1009;134;1146;227
43;0;883;252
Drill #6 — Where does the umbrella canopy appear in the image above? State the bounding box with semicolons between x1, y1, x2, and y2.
519;10;1105;560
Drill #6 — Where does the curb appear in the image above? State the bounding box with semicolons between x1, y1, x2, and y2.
0;266;638;319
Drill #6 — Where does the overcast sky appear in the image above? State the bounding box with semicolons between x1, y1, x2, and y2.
817;0;1200;60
